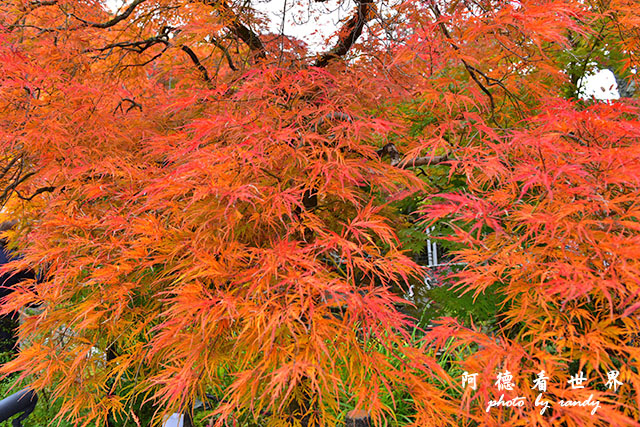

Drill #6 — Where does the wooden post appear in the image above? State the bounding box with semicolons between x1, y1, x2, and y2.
345;409;371;427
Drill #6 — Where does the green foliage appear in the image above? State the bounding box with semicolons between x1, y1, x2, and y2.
422;282;502;331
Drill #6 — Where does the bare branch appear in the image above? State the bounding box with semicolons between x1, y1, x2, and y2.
226;18;266;59
181;45;211;82
92;0;146;28
428;2;522;123
92;26;210;82
0;157;20;181
67;0;146;29
377;143;450;169
201;0;266;59
0;171;35;204
210;38;237;71
314;0;374;67
114;98;143;114
393;154;449;168
15;186;56;201
28;0;57;7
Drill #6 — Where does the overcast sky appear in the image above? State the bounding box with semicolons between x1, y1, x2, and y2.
580;69;620;100
104;0;352;52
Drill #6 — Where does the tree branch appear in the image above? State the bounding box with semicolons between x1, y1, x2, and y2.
181;45;211;82
376;143;450;169
90;0;147;29
65;0;146;29
15;186;56;201
200;0;266;59
0;157;20;181
428;3;523;123
92;26;210;82
226;16;266;59
210;38;237;71
0;171;35;204
27;0;57;7
92;34;169;54
314;0;374;67
0;220;18;232
393;154;449;168
114;98;142;114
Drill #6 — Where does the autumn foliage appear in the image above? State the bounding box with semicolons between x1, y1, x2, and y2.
0;0;639;426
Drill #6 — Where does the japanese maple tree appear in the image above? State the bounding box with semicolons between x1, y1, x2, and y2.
0;0;639;426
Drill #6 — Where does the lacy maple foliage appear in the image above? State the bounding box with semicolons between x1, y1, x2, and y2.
0;0;639;426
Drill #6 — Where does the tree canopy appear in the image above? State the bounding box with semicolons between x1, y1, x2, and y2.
0;0;639;426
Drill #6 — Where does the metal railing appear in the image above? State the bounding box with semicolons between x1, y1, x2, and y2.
0;388;37;427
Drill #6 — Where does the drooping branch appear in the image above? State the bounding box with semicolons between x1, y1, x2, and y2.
180;45;211;82
0;156;35;206
314;0;375;67
210;37;237;71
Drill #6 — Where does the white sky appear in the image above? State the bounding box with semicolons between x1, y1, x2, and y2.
104;0;352;51
261;0;356;51
104;0;621;101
